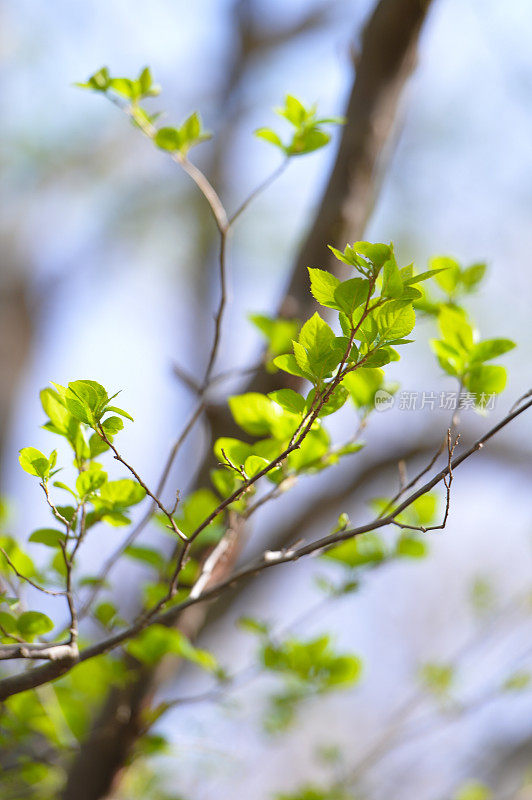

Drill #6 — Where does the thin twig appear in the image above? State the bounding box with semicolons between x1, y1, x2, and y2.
228;160;288;226
1;393;531;698
96;425;187;542
0;549;65;597
79;399;206;619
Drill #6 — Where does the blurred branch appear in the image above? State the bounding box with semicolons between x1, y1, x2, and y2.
0;274;34;479
201;428;532;628
283;0;435;320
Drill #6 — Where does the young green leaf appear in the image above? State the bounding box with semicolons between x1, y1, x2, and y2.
333;278;370;317
470;338;515;363
17;611;54;641
99;479;146;509
28;529;66;548
308;268;341;308
374;301;416;341
381;257;403;298
19;447;55;479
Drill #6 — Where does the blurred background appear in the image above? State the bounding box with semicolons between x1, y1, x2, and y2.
1;0;532;798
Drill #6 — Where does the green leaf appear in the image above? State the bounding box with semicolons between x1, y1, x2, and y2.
306;385;348;417
454;782;492;800
101;415;124;435
328;245;359;268
273;353;313;381
396;535;427;559
381;257;403;298
154;126;182;151
503;670;531;691
353;242;392;269
249;315;300;360
420;662;454;696
127;624;218;671
124;545;166;570
323;533;386;568
213;437;251;467
430;339;463;376
333;278;369;317
411;493;438;526
278;94;307;126
156;113;211;155
109;77;136;99
40;388;75;435
19;447;53;479
244;455;270;478
461;262;486;291
374;301;416;340
238;616;270;636
69;380;108;412
0;536;36;580
99;511;131;527
287;128;330;156
268;389;306;416
470;338;515;363
308;268;340;308
262;635;362;690
17;611;54;640
138;65;155;96
52;380;109;425
299;313;334;352
228;393;284;437
76;66;110;91
95;601;117;627
298;313;344;378
438;307;473;352
402;267;449;286
104;405;134;422
182;111;201;142
0;611;18;635
76;465;107;498
89;433;109;458
174;489;224;548
255;127;284;150
293;341;315;378
430;256;461;295
99;479;146;509
361;347;400;368
466;365;507;395
342;368;384;408
287;426;329;473
28;529;66;548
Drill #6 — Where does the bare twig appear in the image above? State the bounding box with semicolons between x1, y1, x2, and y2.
0;548;65;597
391;430;459;533
79;399;206;619
228;160;288;226
96;425;187;542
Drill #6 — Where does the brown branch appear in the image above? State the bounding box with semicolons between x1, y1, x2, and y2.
0;548;65;598
2;392;531;701
96;426;187;542
282;0;435;320
79;399;206;619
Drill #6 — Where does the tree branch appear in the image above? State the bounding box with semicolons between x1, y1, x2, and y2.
2;392;531;702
